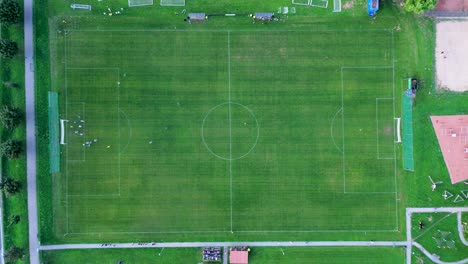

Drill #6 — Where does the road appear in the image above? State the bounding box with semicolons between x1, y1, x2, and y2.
23;0;39;262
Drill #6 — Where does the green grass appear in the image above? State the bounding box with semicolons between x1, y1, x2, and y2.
40;247;200;263
412;213;468;262
249;247;405;263
47;27;400;241
1;15;29;264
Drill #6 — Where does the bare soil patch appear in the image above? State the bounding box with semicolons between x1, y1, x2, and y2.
436;20;468;91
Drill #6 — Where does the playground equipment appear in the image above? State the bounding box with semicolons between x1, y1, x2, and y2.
367;0;378;17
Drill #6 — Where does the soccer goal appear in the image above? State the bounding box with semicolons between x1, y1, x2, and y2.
160;0;185;6
395;117;401;143
292;0;310;6
128;0;153;7
310;0;328;8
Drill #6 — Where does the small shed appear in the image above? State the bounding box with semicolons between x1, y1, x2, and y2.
230;250;248;264
254;13;274;20
188;13;206;20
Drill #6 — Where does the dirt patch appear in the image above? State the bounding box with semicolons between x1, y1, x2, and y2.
436;20;468;91
343;0;354;9
384;126;392;136
435;0;468;11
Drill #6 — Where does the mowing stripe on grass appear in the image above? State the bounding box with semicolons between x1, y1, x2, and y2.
48;92;60;173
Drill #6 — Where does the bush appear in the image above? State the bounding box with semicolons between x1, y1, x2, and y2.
404;0;438;14
4;246;24;262
0;139;23;159
0;0;20;25
0;39;18;58
0;177;21;196
0;105;22;130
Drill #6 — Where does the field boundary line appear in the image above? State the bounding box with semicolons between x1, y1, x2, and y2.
376;98;395;160
62;228;400;235
68;29;394;33
64;32;70;233
341;66;398;200
391;30;398;230
227;31;233;232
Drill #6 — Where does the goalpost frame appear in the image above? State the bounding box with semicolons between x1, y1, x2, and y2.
395;117;401;143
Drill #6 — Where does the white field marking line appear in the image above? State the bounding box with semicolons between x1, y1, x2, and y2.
376;98;395;160
330;107;343;154
118;109;132;155
201;102;259;161
60;228;400;236
391;30;398;230
227;31;233;232
66;68;121;196
69;29;394;33
344;192;396;194
341;66;397;198
64;32;70;234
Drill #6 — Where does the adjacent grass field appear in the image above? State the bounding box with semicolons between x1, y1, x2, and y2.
51;29;398;237
40;248;200;263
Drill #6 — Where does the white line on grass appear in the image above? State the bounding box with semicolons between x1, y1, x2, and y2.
227;31;233;233
391;30;399;230
68;29;394;33
64;32;70;234
62;228;400;235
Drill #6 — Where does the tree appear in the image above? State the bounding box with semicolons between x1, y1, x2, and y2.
404;0;438;14
0;139;23;159
0;105;22;130
0;39;17;58
4;246;24;262
0;177;21;196
0;0;20;25
7;214;20;227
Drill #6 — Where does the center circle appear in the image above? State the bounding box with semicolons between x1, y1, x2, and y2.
201;102;259;161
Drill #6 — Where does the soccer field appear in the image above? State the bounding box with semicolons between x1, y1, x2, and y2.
54;29;398;236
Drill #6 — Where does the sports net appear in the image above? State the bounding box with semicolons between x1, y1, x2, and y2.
310;0;328;8
48;92;60;173
128;0;153;7
160;0;185;6
402;93;414;171
292;0;310;6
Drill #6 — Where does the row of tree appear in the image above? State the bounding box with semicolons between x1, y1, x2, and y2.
0;0;25;262
0;0;20;58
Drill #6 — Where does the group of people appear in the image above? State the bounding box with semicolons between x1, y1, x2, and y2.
202;247;221;262
69;115;100;148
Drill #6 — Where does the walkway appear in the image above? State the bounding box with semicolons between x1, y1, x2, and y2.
23;0;39;262
406;207;468;264
40;241;408;251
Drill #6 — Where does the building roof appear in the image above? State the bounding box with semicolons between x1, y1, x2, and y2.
431;115;468;183
230;250;248;264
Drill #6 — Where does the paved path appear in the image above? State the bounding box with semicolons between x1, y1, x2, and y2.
406;207;468;264
40;241;407;251
24;0;39;262
457;212;468;246
223;246;228;264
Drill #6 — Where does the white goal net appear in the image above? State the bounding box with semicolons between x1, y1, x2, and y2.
160;0;185;6
128;0;153;7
